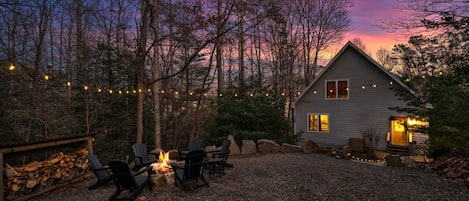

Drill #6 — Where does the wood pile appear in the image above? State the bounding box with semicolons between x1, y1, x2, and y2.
421;153;469;188
3;149;89;200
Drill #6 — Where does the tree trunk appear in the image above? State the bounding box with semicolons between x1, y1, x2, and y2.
152;0;162;149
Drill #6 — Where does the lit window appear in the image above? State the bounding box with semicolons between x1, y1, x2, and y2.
326;80;348;99
308;113;329;132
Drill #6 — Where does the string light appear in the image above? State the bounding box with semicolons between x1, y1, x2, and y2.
98;88;102;93
9;64;15;71
66;81;71;87
84;85;89;91
44;75;50;80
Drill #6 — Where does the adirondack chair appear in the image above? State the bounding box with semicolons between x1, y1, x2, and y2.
88;153;113;190
170;149;209;192
132;143;158;170
178;138;203;158
205;140;232;177
108;160;152;201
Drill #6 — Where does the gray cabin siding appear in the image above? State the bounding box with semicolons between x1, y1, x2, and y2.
294;44;411;150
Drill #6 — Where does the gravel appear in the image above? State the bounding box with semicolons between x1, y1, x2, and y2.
30;153;469;201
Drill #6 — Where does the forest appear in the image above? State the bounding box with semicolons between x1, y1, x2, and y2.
0;0;467;163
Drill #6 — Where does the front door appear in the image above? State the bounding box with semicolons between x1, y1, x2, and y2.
391;117;407;146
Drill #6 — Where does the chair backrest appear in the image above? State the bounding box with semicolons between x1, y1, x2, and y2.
188;139;203;151
217;140;231;159
108;160;138;189
132;143;149;166
88;154;109;179
183;149;205;181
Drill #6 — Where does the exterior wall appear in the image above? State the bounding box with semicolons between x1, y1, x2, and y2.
294;46;410;150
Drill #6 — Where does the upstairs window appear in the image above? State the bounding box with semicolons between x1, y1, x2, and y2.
326;80;348;99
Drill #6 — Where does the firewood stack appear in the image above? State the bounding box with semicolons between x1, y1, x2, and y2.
421;153;469;188
3;149;89;200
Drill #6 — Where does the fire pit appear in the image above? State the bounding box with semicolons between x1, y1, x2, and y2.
150;151;176;186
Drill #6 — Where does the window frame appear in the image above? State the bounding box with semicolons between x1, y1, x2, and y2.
325;79;349;100
307;113;329;133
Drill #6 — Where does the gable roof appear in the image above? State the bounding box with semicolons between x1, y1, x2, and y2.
293;41;417;107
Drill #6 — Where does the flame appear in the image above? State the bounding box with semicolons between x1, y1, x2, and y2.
152;150;172;174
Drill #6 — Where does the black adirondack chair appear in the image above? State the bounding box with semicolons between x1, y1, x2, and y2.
206;140;232;177
178;138;203;158
108;160;152;201
132;143;158;170
88;153;113;190
171;149;209;192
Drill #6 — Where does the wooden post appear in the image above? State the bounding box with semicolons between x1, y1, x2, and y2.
86;137;94;154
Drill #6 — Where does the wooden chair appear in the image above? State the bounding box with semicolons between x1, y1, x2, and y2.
206;140;232;177
108;160;152;201
88;154;113;190
171;149;209;192
132;143;158;170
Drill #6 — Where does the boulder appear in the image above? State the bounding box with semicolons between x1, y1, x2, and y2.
228;135;241;155
241;140;257;155
257;139;280;154
385;154;403;167
303;140;320;154
279;143;302;153
401;156;416;168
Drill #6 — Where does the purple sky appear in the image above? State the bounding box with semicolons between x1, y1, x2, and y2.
335;0;410;57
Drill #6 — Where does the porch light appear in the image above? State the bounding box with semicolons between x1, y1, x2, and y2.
386;132;390;142
408;132;413;142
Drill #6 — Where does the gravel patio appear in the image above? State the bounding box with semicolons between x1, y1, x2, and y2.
30;153;469;201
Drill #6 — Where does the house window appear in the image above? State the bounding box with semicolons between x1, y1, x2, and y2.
326;80;348;99
308;113;329;132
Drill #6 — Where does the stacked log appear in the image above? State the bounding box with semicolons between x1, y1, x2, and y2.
421;153;469;188
3;149;89;200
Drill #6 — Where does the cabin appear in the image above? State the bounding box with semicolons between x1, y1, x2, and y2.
293;41;428;155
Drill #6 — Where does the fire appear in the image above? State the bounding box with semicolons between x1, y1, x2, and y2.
152;150;172;174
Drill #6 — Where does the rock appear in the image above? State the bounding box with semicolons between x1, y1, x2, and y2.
279;143;302;153
241;140;257;155
385;155;403;167
401;156;416;168
303;140;320;154
204;145;217;152
167;149;179;160
257;139;280;154
228;135;241;155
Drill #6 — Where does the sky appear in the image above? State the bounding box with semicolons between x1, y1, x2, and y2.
328;0;410;59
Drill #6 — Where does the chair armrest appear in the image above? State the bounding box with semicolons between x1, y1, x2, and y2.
133;166;153;176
